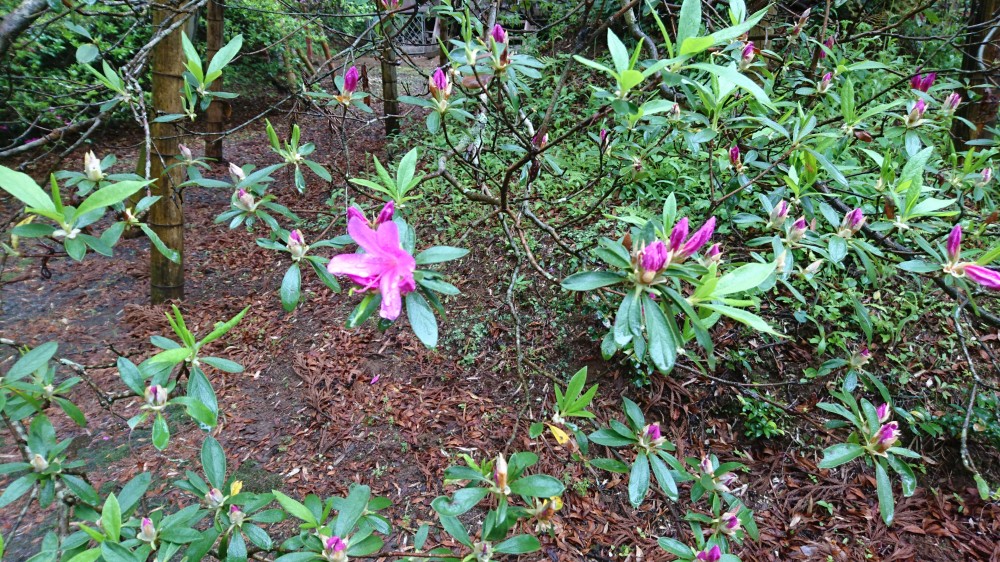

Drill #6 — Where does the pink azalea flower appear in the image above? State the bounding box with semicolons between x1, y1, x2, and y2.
343;66;359;95
327;205;416;320
946;224;962;263
696;545;722;562
963;264;1000;290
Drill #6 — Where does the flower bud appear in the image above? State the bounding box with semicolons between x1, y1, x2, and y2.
144;384;168;409
801;259;823;276
699;455;714;475
849;347;871;370
906;99;926;128
872;421;899;452
490;24;508;45
817;72;832;94
638;240;668;283
696;545;722;562
229;505;245;527
322;535;348;562
819;35;835;58
674;217;716;263
963;263;1000;290
729;145;741;168
179;144;193;162
942;92;961;115
643;423;663;442
910;72;935;92
137;517;157;543
494;454;510;495
288;229;307;261
379;0;400;10
768;200;789;229
981;167;993;186
715;471;739;493
229;163;246;182
532;133;548;150
599;128;610;152
375;200;395;225
205;488;225;509
876;403;891;423
719;509;741;535
740;42;755;67
788;217;808;243
30;453;48;472
702;243;722;267
84;151;104;182
473;541;494;562
838;208;865;238
946;224;962;264
342;66;359;97
235;189;256;212
429;68;451;106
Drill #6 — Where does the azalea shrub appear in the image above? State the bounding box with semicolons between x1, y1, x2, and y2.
1;0;1000;560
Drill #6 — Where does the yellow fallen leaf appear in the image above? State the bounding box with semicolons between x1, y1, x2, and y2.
547;424;570;445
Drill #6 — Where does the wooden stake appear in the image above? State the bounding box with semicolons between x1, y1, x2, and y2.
205;0;225;161
149;1;187;303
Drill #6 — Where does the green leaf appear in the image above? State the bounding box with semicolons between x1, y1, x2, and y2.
415;246;469;265
102;493;122;542
431;488;488;517
198;306;250;348
0;165;56;213
643;293;678;372
509;474;565;498
590;458;630;473
886;454;916;497
876;459;895;525
699;303;781;337
271;490;318;526
494;535;540;555
686;62;774;110
817;443;866;469
333;484;371;537
712;261;776;297
561;270;624;291
148;346;192;366
205;34;243;80
6;341;58;381
405;292;438;348
186;367;218;427
201;436;226;489
280;263;301;312
679;36;715;56
0;475;37;509
152;413;170;450
676;0;702;49
77;180;150;217
607;30;630;74
628;453;651;508
139;224;181;263
649;453;679;500
76;43;99;64
658;537;691;557
226;529;248;562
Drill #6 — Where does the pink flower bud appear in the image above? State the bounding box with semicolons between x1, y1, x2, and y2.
729;145;741;167
876;403;891;423
235;189;256;212
696;545;722;562
817;72;832;93
644;423;662;441
947;224;962;263
788;216;808;243
668;218;689;252
720;510;741;535
769;200;790;228
942;92;961;114
873;421;899;451
288;230;307;260
144;384;168;408
138;517;157;543
819;35;835;58
429;68;451;102
179;144;193;161
494;454;510;493
205;488;225;509
490;24;508;44
907;99;926;127
703;243;722;266
639;240;668;277
963;264;1000;290
343;66;359;96
533;133;548;149
699;455;714;475
982;168;993;185
838;207;865;237
914;72;936;92
741;42;755;65
676;217;716;261
376;200;395;225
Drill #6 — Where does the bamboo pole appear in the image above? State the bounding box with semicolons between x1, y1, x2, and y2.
205;0;225;161
149;1;187;303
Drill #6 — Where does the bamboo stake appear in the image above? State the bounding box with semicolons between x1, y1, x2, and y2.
205;0;225;161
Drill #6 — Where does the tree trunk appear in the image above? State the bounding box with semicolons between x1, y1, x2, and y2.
951;0;1000;146
205;0;225;161
0;0;47;61
149;1;187;303
381;43;400;136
